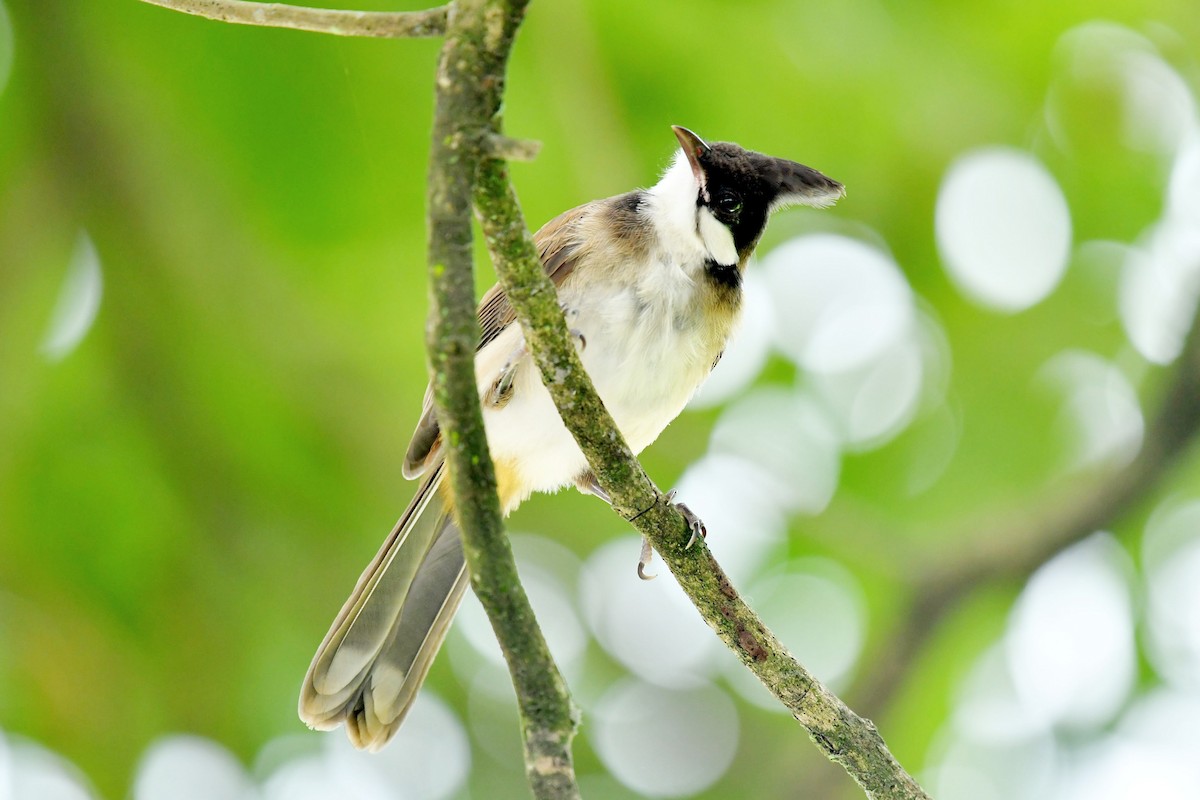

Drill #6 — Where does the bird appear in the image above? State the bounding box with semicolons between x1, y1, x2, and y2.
298;125;844;750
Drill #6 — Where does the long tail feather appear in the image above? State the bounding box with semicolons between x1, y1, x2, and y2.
299;463;468;750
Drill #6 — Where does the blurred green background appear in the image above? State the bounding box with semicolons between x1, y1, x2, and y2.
2;1;1200;799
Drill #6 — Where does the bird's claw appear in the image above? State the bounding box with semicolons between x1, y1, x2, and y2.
637;536;656;581
665;489;707;549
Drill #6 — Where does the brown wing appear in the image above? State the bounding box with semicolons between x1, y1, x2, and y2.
400;203;592;479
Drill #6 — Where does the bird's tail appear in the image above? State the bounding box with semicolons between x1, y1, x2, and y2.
298;463;468;751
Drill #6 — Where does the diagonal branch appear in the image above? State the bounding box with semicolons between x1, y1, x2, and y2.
138;0;448;38
425;2;580;798
472;160;932;800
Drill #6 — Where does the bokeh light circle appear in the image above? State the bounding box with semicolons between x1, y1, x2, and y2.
1142;501;1200;689
0;733;95;800
580;537;718;687
936;148;1072;311
809;333;924;450
1004;535;1136;730
336;692;471;800
454;534;587;688
262;693;470;800
1118;222;1200;365
763;234;913;373
134;736;255;800
591;679;738;797
1040;350;1143;469
725;558;866;707
708;388;841;515
672;452;787;583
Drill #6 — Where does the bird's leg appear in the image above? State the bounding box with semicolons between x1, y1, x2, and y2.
576;472;657;580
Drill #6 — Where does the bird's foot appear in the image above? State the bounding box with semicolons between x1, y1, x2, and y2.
665;489;707;549
637;536;656;581
626;490;706;578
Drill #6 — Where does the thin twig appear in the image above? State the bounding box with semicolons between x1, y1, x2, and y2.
472;158;931;800
425;1;581;798
485;133;543;162
138;0;448;38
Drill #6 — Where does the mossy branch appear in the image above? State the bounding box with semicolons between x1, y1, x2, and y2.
425;1;580;798
472;159;931;800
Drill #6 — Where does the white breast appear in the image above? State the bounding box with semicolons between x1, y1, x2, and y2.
478;152;741;505
480;255;728;502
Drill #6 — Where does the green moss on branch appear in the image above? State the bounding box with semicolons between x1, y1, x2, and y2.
426;2;580;798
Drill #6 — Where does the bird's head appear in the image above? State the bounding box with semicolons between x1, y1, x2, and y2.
667;125;844;265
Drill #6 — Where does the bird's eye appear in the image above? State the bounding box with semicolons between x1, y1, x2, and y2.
714;193;742;216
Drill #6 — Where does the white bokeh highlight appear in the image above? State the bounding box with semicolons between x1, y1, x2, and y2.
453;534;587;695
1004;534;1136;731
41;232;103;362
591;679;738;798
928;731;1057;800
1142;501;1200;690
1051;687;1200;800
262;693;469;800
1119;139;1200;365
725;559;866;708
935;148;1072;312
1039;350;1143;469
580;537;717;688
763;234;914;373
672;452;787;583
1119;217;1200;365
1054;736;1200;800
133;736;256;800
0;732;95;800
950;646;1046;744
1117;687;1200;772
1048;22;1198;160
809;333;924;450
708;388;841;515
1117;50;1198;157
1050;22;1200;365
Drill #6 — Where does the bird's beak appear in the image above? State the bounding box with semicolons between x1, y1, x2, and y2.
672;125;710;192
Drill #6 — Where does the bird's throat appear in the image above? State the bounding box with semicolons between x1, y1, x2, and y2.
703;258;742;291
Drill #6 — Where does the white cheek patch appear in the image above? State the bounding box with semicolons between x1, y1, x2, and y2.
697;207;739;266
